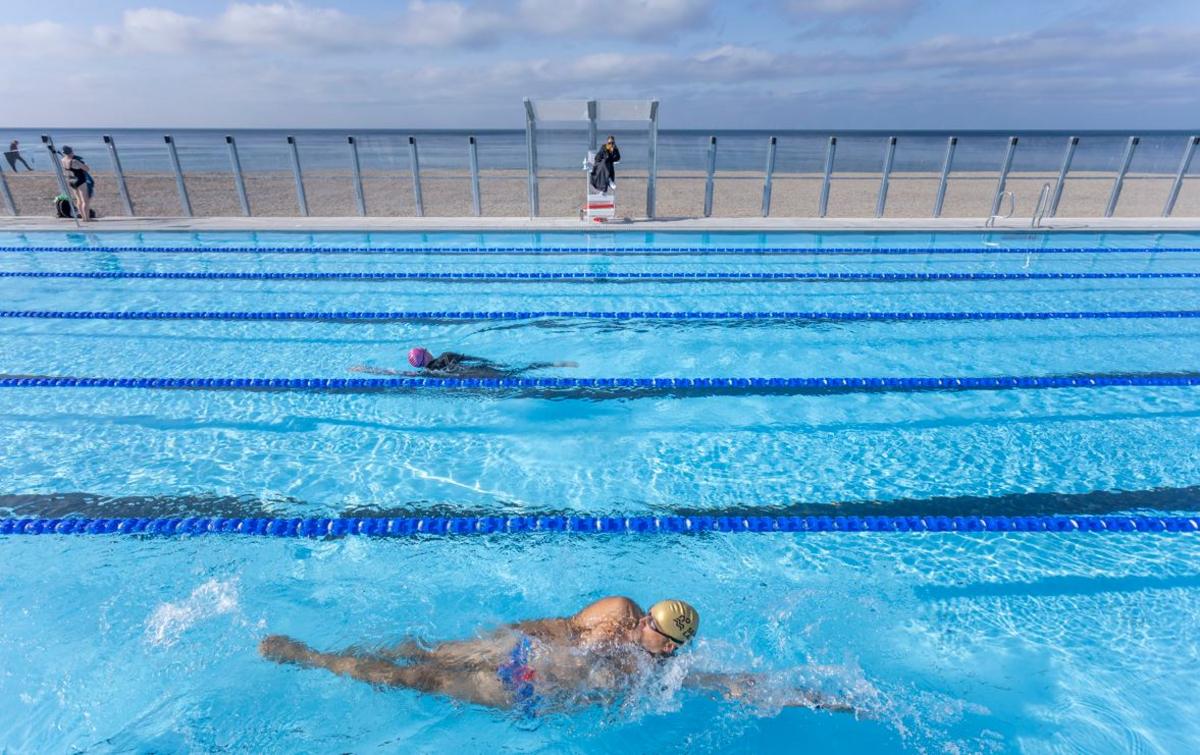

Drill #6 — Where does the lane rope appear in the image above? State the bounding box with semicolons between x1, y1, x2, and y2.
3;245;1199;256
3;271;1199;283
2;309;1197;322
2;514;1197;536
1;375;1197;392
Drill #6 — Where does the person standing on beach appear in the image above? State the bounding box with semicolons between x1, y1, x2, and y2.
590;135;620;193
59;146;92;220
5;140;33;171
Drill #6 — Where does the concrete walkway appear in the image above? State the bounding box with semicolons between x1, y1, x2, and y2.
2;215;1199;233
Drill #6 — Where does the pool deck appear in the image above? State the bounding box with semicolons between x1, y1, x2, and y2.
2;216;1200;233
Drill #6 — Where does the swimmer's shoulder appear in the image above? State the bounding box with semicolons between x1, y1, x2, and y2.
571;596;643;634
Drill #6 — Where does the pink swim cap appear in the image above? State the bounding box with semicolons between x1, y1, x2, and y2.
408;347;432;368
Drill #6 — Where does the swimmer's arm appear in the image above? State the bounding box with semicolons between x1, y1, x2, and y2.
505;617;573;641
348;365;408;376
569;596;641;643
259;635;406;687
683;671;861;715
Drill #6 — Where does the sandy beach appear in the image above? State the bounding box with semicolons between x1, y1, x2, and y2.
3;168;1197;220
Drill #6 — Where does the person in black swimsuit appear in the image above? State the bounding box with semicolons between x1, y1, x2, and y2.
349;347;577;378
59;146;92;220
5;140;33;171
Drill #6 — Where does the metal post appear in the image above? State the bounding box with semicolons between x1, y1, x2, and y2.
41;135;77;222
818;136;837;218
523;98;539;218
408;136;424;217
468;136;482;217
761;136;777;217
587;100;598;152
1048;136;1079;218
875;136;897;218
347;136;366;216
932;136;957;218
990;136;1018;217
646;100;659;219
1162;135;1198;217
225;136;251;217
0;160;15;216
163;135;193;217
703;136;717;218
1105;136;1139;218
103;135;135;216
286;135;308;216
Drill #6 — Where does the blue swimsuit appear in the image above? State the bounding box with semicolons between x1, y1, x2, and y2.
496;634;544;716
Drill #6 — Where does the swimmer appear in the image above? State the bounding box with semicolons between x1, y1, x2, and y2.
349;347;578;378
259;596;861;717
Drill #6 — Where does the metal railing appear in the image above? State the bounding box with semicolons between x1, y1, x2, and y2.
4;131;1198;221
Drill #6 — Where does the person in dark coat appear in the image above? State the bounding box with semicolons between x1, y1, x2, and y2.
589;135;620;193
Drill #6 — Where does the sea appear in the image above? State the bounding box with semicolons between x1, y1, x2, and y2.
4;128;1197;175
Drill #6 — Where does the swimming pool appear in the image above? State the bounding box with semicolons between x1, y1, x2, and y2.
1;230;1198;752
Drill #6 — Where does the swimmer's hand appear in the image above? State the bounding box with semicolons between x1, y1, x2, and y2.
259;634;316;665
708;673;864;716
348;365;406;376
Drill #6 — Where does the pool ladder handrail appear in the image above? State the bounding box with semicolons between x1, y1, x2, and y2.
1031;182;1053;228
985;191;1016;227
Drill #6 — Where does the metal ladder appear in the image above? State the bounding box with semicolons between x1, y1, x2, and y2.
985;191;1015;227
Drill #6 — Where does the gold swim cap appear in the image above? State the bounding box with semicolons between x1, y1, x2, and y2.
649;599;699;644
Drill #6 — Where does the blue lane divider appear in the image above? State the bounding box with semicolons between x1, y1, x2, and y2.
3;271;1199;283
1;375;1197;392
2;245;1199;256
3;309;1198;323
2;514;1197;537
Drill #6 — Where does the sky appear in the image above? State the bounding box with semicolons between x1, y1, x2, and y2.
4;0;1200;129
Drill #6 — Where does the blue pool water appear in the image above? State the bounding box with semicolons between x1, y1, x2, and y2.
1;230;1199;752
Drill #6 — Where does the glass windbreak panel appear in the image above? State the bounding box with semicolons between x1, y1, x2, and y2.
291;132;355;217
84;130;180;217
712;132;769;218
357;132;414;217
999;134;1064;218
1114;133;1178;217
940;134;1010;218
826;135;886;218
882;134;945;219
171;132;239;217
476;130;527;218
1055;134;1127;218
227;131;303;217
1172;137;1200;217
656;131;710;218
414;132;474;217
533;124;588;217
770;133;828;218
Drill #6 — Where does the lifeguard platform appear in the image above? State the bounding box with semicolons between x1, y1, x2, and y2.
522;99;660;220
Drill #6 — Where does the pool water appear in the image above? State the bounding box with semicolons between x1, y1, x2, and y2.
1;230;1198;752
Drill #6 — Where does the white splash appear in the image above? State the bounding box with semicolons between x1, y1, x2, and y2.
145;578;240;647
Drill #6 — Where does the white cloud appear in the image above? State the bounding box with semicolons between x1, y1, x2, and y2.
517;0;713;38
401;1;506;47
779;0;921;36
786;0;918;13
0;20;74;57
91;3;374;55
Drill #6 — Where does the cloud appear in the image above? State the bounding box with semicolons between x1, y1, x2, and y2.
401;1;506;47
0;20;74;57
91;3;374;55
517;0;713;39
778;0;922;36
